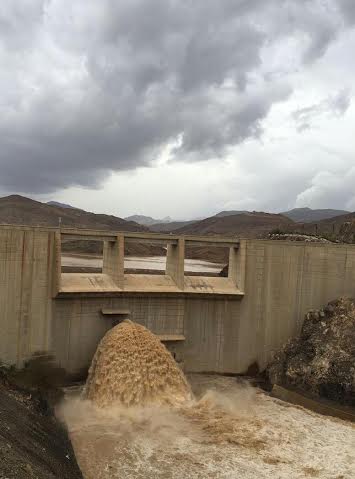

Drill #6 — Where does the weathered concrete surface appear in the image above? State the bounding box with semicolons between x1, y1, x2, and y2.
59;273;242;295
1;225;355;375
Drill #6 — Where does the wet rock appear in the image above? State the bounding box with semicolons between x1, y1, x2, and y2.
267;297;355;406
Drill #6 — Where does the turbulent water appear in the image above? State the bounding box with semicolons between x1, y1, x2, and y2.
83;320;191;408
61;321;355;479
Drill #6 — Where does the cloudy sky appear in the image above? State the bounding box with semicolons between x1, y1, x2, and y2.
0;0;355;219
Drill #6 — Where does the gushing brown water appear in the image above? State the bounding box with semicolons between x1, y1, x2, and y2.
62;326;355;479
83;320;191;408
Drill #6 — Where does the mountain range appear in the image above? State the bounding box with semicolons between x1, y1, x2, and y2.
0;195;159;257
128;207;350;231
280;207;350;223
124;214;171;226
0;195;143;231
214;207;349;223
1;196;354;259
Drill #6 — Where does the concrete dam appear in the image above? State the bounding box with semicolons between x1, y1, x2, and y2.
1;224;355;376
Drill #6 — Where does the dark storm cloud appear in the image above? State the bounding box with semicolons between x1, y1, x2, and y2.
0;0;351;192
338;0;355;25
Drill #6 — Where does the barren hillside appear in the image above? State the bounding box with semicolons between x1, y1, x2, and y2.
0;195;144;231
175;211;292;236
175;212;293;263
0;195;163;256
149;220;196;232
280;212;355;243
281;207;350;223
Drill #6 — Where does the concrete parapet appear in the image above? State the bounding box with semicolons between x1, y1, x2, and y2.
51;231;61;297
228;239;246;291
102;234;124;288
166;237;185;289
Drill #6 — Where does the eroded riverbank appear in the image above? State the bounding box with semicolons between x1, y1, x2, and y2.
0;369;83;479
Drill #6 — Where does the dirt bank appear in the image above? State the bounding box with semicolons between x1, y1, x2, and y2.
0;368;83;479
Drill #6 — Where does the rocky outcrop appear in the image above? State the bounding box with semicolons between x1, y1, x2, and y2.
267;232;331;243
268;298;355;406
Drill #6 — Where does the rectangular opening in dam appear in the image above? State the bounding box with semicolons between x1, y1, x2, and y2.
61;237;103;273
55;228;244;295
184;243;227;277
124;235;167;275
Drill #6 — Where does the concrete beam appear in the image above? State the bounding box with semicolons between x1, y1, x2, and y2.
59;227;240;247
124;237;178;246
228;239;247;292
166;237;185;289
102;234;124;288
63;234;114;242
185;240;239;248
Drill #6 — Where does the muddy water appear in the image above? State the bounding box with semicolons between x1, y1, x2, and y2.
61;254;224;273
60;323;355;479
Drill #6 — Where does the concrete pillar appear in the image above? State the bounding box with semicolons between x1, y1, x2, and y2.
103;234;124;288
51;231;61;297
228;239;247;292
166;238;185;289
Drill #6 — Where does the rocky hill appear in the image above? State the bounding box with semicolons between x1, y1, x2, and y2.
124;214;171;226
175;211;292;236
149;220;196;232
268;297;355;406
174;212;293;263
277;211;355;244
281;207;350;223
0;195;163;256
47;201;75;209
214;210;249;217
0;195;144;231
215;207;350;223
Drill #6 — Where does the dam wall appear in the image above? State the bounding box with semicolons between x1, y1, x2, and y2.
1;224;355;375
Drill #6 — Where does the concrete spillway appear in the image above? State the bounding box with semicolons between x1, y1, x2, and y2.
84;320;191;407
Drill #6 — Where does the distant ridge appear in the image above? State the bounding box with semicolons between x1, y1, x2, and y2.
215;207;350;223
0;195;162;257
168;211;293;264
125;214;171;226
175;211;292;236
214;210;249;217
0;195;144;231
283;211;355;243
149;220;196;232
47;200;75;209
281;207;350;223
